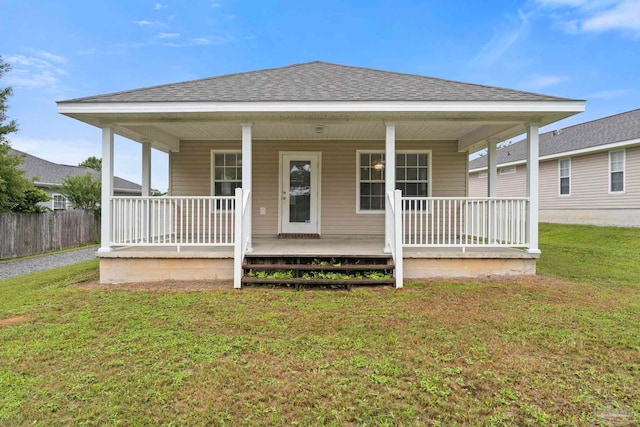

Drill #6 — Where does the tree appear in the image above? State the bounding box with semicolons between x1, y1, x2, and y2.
57;173;101;217
0;56;49;213
79;156;102;172
0;55;18;144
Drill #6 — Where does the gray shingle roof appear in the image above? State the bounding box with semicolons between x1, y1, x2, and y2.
10;148;142;192
59;61;578;104
469;109;640;170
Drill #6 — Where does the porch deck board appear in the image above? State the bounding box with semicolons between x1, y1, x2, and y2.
101;237;537;259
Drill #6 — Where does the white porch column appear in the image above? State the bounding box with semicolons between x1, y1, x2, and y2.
384;122;396;253
141;140;152;197
487;138;498;197
525;123;541;254
241;122;253;252
98;126;114;253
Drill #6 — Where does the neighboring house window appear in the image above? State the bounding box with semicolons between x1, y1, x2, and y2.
559;159;571;196
609;150;625;193
52;194;67;210
478;172;487;179
499;167;516;175
211;151;242;196
357;151;430;212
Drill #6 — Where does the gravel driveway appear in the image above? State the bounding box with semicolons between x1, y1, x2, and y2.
0;247;98;280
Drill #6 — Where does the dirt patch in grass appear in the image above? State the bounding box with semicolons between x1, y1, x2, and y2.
0;315;29;326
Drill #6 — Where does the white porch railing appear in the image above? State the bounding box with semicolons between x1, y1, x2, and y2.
401;197;529;248
111;196;236;246
386;190;403;289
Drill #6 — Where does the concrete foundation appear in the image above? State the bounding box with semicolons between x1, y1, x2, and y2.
404;257;536;279
100;257;233;284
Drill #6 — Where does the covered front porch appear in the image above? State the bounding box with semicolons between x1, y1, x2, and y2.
56;62;585;287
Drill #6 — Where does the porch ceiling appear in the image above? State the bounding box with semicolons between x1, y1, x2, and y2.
60;109;579;154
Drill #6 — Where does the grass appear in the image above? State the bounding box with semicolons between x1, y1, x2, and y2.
0;224;639;425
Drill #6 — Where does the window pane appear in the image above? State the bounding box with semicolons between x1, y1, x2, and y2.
215;154;225;166
370;166;382;181
418;167;428;180
611;171;624;192
418;154;427;166
396;153;405;166
397;167;405;180
360;167;369;181
370;196;384;210
407;167;417;180
214;167;225;180
360;197;370;210
407;154;418;166
417;182;428;196
560;177;570;195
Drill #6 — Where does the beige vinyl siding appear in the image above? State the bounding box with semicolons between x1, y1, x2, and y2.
468;172;487;197
540;147;640;209
468;166;527;198
171;139;466;237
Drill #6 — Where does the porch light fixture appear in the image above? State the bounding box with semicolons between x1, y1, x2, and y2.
373;160;384;171
314;125;325;134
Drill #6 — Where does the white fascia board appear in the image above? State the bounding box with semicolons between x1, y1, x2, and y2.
57;100;586;114
469;159;526;173
539;138;640;161
468;137;640;172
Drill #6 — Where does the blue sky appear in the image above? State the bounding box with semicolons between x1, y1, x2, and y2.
2;0;639;191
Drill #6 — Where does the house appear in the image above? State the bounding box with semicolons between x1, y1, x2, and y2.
56;61;585;287
469;109;640;227
10;148;142;210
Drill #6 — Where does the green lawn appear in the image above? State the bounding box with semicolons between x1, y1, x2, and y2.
1;223;639;426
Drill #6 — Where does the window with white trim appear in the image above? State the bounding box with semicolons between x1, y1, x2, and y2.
559;159;570;196
609;150;625;193
211;151;242;196
52;194;67;210
357;151;430;212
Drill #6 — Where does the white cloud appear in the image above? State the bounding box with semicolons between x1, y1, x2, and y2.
588;88;631;98
133;20;153;25
4;51;68;91
77;48;98;55
35;51;67;64
475;10;532;66
582;0;640;34
521;74;567;89
154;3;168;10
156;32;180;39
191;37;212;45
211;2;222;7
536;0;640;36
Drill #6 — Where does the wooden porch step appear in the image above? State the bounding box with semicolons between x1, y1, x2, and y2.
242;263;393;271
241;254;395;289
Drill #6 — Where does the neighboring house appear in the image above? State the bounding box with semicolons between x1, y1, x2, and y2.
57;61;584;286
469;109;640;227
10;148;142;210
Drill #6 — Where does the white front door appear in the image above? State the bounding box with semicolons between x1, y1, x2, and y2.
280;152;320;234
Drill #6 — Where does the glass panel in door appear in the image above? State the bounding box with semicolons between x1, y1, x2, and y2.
289;160;311;223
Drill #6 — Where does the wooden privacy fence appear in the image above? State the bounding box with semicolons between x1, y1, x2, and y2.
0;210;99;259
